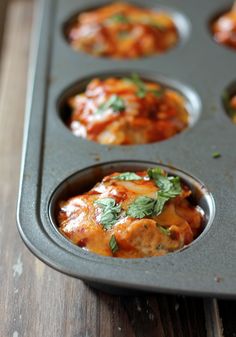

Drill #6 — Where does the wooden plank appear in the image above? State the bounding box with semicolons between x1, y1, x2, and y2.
120;294;207;337
0;1;234;337
0;0;8;58
204;299;224;337
218;300;236;337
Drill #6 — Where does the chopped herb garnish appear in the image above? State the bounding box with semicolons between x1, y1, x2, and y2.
118;30;130;39
109;235;119;254
123;73;164;98
154;195;169;216
126;194;169;219
96;95;125;114
151;22;166;31
157;225;171;236
212;151;221;159
95;198;121;229
149;88;165;97
108;13;130;24
127;196;156;218
148;167;182;198
127;167;182;219
155;174;172;192
113;172;142;181
129;73;147;98
147;167;165;180
95;198;116;208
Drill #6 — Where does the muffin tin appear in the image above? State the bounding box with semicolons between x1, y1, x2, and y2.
17;0;236;297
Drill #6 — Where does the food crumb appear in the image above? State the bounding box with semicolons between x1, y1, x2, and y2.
212;151;221;159
214;276;223;283
118;327;121;331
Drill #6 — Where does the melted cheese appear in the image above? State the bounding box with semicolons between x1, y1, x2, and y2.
212;10;236;49
67;2;179;59
57;171;203;258
68;77;189;145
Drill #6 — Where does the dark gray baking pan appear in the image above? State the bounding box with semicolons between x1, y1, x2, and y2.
17;0;236;298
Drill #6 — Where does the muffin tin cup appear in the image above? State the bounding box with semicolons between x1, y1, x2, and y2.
62;1;191;58
58;70;202;137
49;160;215;252
17;0;236;297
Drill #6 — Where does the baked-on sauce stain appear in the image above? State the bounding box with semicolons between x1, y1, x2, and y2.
67;2;179;59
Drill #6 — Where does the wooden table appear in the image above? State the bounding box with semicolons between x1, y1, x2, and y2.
0;1;235;336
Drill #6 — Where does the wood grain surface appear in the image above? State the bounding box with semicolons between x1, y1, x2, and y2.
0;0;8;58
0;1;235;337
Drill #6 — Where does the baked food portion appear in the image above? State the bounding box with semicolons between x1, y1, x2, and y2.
67;2;178;58
223;91;236;123
211;8;236;50
57;167;203;258
67;74;189;145
229;95;236;122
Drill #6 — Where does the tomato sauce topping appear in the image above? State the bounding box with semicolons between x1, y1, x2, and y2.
211;7;236;50
229;95;236;122
67;2;179;58
223;91;236;123
57;168;203;258
67;75;189;145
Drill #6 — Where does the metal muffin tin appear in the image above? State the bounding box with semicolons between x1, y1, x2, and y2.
17;0;236;297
